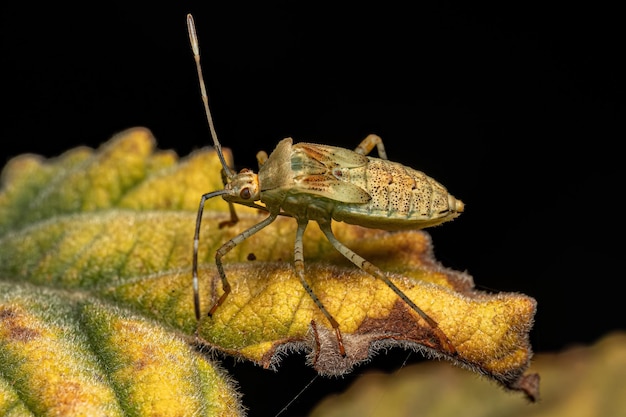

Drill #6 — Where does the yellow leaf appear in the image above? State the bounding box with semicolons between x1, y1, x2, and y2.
189;216;537;397
0;127;539;416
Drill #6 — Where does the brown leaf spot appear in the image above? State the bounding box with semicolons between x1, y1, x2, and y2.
0;306;40;341
301;302;450;376
54;381;86;414
0;306;16;319
134;344;158;371
511;372;540;402
358;301;435;341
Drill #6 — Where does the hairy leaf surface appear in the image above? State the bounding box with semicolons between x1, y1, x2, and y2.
0;128;539;415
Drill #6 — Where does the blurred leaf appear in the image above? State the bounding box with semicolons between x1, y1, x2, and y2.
310;331;626;417
0;128;244;416
0;127;539;415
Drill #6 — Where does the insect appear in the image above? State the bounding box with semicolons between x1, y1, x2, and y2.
187;14;464;356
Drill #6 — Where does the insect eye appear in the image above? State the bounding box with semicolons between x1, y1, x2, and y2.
240;188;252;200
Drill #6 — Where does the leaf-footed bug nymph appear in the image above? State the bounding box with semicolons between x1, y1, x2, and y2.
187;14;464;356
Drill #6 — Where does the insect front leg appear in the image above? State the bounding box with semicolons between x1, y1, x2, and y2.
294;220;346;356
219;168;240;229
316;220;457;356
206;213;278;317
354;134;388;160
194;189;233;320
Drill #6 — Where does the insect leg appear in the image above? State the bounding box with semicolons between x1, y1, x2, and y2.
354;134;388;160
208;213;279;317
294;220;346;356
218;169;240;229
256;150;269;168
317;220;457;355
194;189;232;320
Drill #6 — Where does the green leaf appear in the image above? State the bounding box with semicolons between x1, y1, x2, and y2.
0;127;539;415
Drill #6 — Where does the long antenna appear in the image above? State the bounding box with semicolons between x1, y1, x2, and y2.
186;14;234;178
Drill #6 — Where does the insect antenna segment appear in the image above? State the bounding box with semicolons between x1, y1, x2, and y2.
187;14;238;321
186;14;234;179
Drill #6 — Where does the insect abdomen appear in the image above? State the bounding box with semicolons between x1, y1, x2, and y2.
331;157;464;230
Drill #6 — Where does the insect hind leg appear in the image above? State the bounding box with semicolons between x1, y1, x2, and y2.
354;134;387;160
294;220;346;356
316;220;457;355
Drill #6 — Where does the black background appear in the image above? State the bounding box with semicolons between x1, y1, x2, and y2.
2;2;624;416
